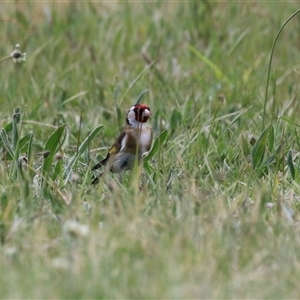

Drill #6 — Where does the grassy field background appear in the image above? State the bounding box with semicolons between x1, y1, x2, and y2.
1;1;300;298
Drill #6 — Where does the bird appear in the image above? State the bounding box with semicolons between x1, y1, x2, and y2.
91;103;152;184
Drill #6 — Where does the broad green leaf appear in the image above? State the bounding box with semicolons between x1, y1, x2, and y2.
26;131;33;161
4;107;21;132
240;134;250;157
42;124;67;175
250;125;271;170
0;129;14;159
12;109;19;153
19;132;33;153
10;115;20;181
27;131;34;178
144;129;168;163
287;150;295;180
52;160;63;181
268;125;275;153
256;154;276;174
143;159;151;174
63;125;104;180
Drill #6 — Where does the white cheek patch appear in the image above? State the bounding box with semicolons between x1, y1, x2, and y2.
127;109;136;124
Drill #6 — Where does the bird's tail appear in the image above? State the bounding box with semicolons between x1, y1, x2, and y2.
91;153;110;185
91;153;110;171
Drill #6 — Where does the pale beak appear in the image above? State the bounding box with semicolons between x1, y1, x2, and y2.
143;109;151;117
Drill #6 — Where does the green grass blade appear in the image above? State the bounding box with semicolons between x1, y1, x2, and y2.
134;89;149;105
279;116;300;128
63;125;104;181
250;125;271;170
201;108;249;133
144;129;168;165
263;9;300;128
228;29;249;56
58;90;88;108
188;44;232;86
119;63;154;105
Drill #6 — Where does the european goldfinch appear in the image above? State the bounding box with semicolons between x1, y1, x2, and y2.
91;104;152;184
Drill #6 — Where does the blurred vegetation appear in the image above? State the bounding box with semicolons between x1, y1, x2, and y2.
1;1;300;298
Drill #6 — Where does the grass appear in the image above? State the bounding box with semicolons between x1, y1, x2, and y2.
1;1;300;298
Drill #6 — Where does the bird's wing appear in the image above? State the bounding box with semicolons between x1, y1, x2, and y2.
108;129;127;156
91;130;127;171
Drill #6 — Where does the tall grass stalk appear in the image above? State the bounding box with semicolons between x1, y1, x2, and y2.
263;8;300;128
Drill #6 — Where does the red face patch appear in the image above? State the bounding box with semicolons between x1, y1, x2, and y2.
134;104;151;123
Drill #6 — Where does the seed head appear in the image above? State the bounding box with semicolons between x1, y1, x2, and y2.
10;44;26;63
